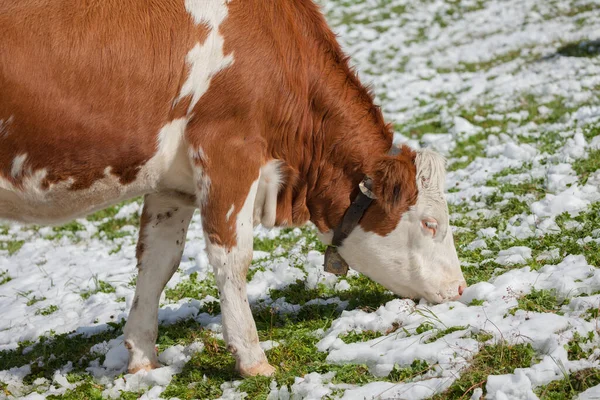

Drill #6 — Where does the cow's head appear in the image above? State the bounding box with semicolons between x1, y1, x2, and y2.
324;147;466;303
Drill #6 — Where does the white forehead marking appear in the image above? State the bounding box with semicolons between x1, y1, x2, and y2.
179;0;235;113
11;153;28;178
415;148;447;193
414;148;449;239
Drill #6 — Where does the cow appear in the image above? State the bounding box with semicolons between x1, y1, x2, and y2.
0;0;467;377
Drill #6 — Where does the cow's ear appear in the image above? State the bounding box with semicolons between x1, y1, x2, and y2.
370;150;418;213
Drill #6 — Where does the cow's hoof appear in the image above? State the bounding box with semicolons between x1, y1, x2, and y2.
127;361;160;374
239;361;276;377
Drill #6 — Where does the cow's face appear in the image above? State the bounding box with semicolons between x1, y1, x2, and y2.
335;149;466;303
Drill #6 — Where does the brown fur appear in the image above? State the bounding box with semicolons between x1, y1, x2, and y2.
223;1;417;237
0;0;418;246
0;0;205;189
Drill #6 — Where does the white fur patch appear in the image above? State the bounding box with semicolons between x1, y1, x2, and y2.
184;0;230;26
226;204;235;222
206;177;268;369
179;0;234;113
156;118;188;170
10;153;27;178
254;160;282;228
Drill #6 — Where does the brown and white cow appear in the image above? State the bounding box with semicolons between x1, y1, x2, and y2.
0;0;466;377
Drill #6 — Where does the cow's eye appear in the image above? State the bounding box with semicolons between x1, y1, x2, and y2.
421;218;438;237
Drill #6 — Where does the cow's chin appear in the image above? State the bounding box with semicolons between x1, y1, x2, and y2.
384;285;458;304
381;284;444;304
355;269;461;305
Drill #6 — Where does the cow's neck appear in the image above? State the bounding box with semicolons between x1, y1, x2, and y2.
272;27;393;232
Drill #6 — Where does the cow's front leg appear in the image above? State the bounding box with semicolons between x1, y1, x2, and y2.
192;147;274;377
124;192;195;373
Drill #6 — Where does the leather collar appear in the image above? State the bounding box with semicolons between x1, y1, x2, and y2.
323;145;401;275
324;176;376;275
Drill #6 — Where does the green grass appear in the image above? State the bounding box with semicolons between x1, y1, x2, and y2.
432;343;536;399
457;49;525;73
510;288;567;315
3;1;600;399
94;217;139;241
35;305;58;316
27;296;46;306
447;132;488;171
253;226;327;257
387;359;431;382
198;300;221;315
536;368;600;399
396;111;448;140
160;312;389;399
425;326;469;343
0;325;123;385
485;177;547;199
17;290;47;306
450;201;600;286
557;39;600;58
584;306;599;322
164;272;219;302
0;270;11;285
565;331;597;361
269;275;395;311
47;379;105;400
0;240;24;256
87;199;142;240
51;221;86;235
269;280;326;305
449;95;580;172
574;149;600;185
340;330;383;344
80;278;116;300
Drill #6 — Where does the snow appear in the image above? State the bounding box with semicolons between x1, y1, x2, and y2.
486;371;538;400
341;378;452;400
578;384;600;400
98;341;204;399
2;0;600;398
495;246;532;266
260;340;280;352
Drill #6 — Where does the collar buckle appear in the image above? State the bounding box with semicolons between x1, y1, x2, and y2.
324;246;350;276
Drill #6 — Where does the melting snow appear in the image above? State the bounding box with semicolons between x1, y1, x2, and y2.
1;0;600;398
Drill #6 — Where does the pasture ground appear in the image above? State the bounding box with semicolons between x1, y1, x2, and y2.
1;0;600;398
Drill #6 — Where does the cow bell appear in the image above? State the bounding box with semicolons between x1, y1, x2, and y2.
324;246;349;276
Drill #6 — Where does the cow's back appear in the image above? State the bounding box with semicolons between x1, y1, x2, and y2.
0;0;207;223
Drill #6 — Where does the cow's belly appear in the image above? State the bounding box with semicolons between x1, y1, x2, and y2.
0;177;147;225
0;129;196;225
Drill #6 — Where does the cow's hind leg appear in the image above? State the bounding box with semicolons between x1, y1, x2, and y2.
190;142;274;377
123;192;195;373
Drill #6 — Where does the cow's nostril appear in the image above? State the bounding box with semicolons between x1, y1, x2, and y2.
458;285;465;296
